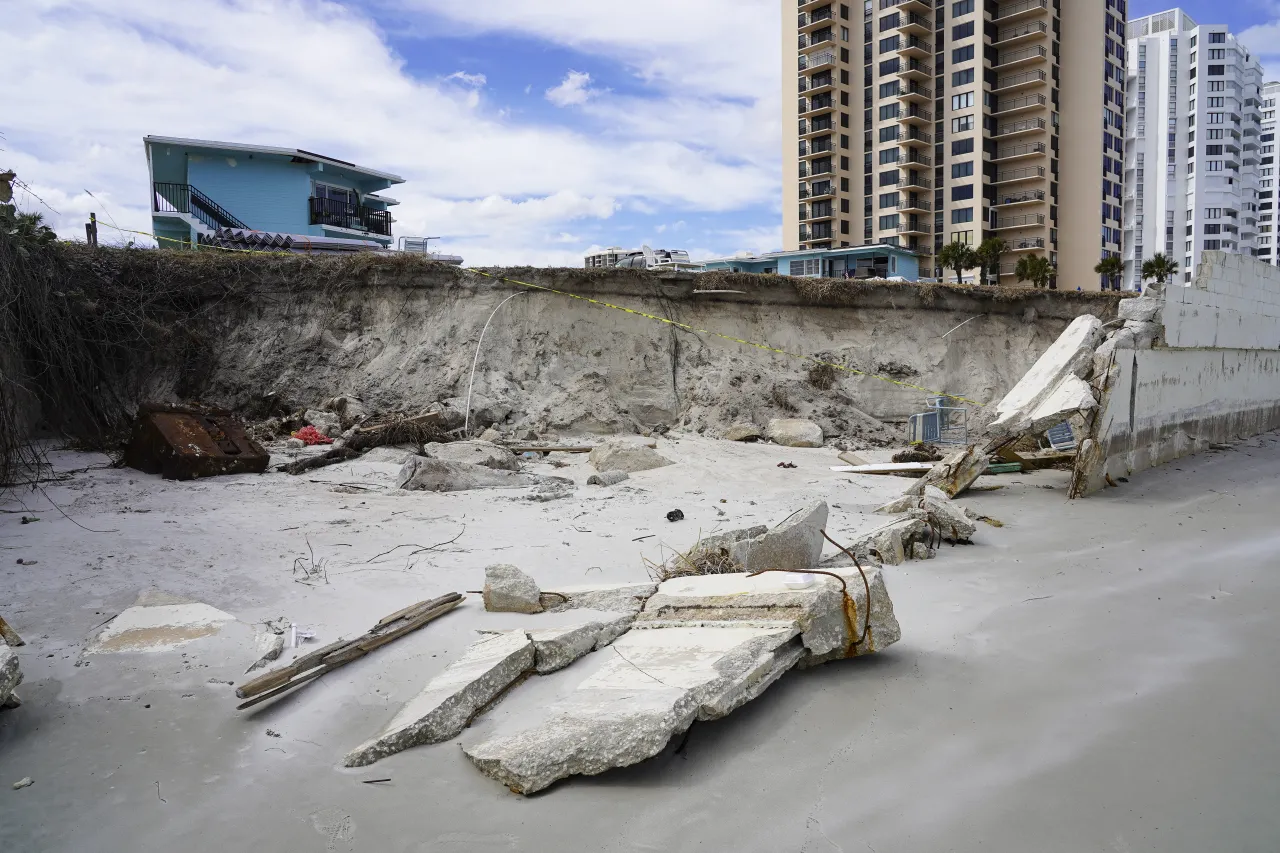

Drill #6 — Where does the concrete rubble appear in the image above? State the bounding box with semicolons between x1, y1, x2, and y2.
586;470;630;486
519;613;636;674
727;500;827;573
588;437;673;473
765;418;824;448
344;631;536;768
722;423;763;441
484;564;544;614
1;644;22;709
245;617;290;674
919;445;990;499
423;440;520;472
304;409;342;438
542;582;659;614
397;456;569;492
875;490;976;543
988;315;1103;440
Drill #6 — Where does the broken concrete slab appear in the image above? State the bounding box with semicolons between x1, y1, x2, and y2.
1021;374;1098;438
800;566;902;665
765;418;824;448
85;592;239;654
423;440;521;472
729;501;827;574
462;626;803;795
920;445;989;499
988;315;1104;439
1117;295;1163;324
525;613;636;674
344;631;535;768
0;645;22;709
875;493;976;543
722;423;763;442
360;445;423;466
478;427;503;443
837;450;872;467
588;438;673;473
525;482;575;502
586;470;630;486
484;564;544;614
397;457;566;492
542;582;658;615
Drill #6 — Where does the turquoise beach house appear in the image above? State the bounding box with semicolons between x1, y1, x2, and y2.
144;136;404;249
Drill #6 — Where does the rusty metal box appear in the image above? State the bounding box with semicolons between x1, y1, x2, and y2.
125;403;269;480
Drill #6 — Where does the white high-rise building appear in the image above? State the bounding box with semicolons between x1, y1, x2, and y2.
1258;81;1280;265
1123;9;1264;290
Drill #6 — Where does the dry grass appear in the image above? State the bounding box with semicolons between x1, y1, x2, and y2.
807;362;837;390
644;534;746;583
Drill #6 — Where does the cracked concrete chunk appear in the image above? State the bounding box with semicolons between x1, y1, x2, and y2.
344;632;535;767
588;438;673;473
526;613;636;674
462;626;801;794
0;645;22;708
586;470;629;486
86;594;238;654
398;457;565;492
921;445;989;499
988;315;1103;438
765;418;823;448
1022;374;1098;438
423;440;521;472
543;582;658;615
1117;295;1163;323
722;423;762;442
875;493;976;542
484;564;543;614
730;501;827;573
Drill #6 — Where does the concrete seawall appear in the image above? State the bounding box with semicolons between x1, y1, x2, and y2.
1075;252;1280;494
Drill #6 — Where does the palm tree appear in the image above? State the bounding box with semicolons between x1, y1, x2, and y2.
1141;253;1179;291
1015;253;1055;289
1094;255;1124;292
975;238;1008;286
938;241;977;285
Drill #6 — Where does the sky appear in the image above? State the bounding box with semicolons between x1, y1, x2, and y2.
2;0;1280;266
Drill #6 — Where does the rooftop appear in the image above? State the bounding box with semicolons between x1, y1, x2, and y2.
143;135;405;184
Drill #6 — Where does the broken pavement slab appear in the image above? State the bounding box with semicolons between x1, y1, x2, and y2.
875;491;977;543
988;315;1103;439
423;440;521;472
462;626;804;795
85;591;240;654
397;457;569;492
344;631;536;768
542;582;659;614
919;445;989;499
483;564;544;614
503;613;636;674
729;500;828;574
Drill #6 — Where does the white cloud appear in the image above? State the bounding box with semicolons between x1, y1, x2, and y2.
0;0;780;263
545;70;598;107
445;70;487;88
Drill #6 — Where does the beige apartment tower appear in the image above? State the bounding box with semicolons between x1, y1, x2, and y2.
785;0;1127;288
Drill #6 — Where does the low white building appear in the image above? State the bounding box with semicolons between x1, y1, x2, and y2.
1124;10;1264;290
584;246;702;272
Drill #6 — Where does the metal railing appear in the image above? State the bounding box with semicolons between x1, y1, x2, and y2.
895;12;933;30
799;50;837;71
995;69;1047;90
994;93;1047;114
994;142;1047;160
798;7;833;26
894;197;932;211
879;0;933;9
897;174;933;189
897;221;931;234
995;189;1046;205
994;0;1047;20
152;182;250;231
995;20;1048;43
897;35;932;53
996;165;1047;182
899;82;933;99
1007;237;1046;250
901;105;933;122
899;58;933;77
995;45;1047;67
996;117;1047;136
994;214;1046;229
885;128;933;145
309;196;392;237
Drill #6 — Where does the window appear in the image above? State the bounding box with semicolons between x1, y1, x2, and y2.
879;214;900;230
1208;97;1224;108
789;259;821;276
1207;49;1225;60
952;161;974;179
952;0;974;14
879;126;899;142
878;169;899;186
952;45;975;64
879;149;900;164
1204;224;1221;234
1206;145;1223;155
951;138;975;156
1209;32;1225;44
879;103;900;120
1208;128;1224;139
879;192;900;209
952;69;974;87
952;207;974;224
1206;160;1223;171
879;35;900;53
953;22;974;40
1208;65;1225;76
952;184;974;201
1209;80;1225;92
1208;112;1224;124
879;58;901;75
950;230;973;245
951;115;974;133
879;81;901;98
1204;240;1221;250
841;26;849;41
951;92;974;110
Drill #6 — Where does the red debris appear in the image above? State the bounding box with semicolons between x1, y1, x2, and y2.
292;426;334;446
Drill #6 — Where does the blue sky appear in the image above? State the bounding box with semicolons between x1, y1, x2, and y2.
3;0;1280;265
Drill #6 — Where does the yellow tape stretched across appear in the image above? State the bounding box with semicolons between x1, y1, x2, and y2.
89;222;984;405
468;269;987;406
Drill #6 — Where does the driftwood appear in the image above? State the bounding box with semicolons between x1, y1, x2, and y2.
0;614;24;647
234;592;464;709
282;412;449;475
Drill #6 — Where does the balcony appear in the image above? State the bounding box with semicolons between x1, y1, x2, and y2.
902;151;932;167
153;182;250;231
899;105;933;125
1006;236;1047;252
994;93;1047;116
993;213;1046;230
799;28;834;51
894;12;932;35
994;0;1048;23
879;0;932;12
993;142;1047;162
896;35;932;59
885;127;933;147
994;45;1047;69
897;82;932;103
994;69;1047;92
799;50;837;72
994;165;1046;184
800;95;835;116
897;196;931;212
798;6;834;30
806;182;835;199
995;117;1047;138
802;204;836;222
995;20;1048;45
898;58;932;81
898;220;932;235
310;196;392;237
799;137;834;158
994;189;1046;206
800;117;834;137
897;173;933;190
799;73;834;95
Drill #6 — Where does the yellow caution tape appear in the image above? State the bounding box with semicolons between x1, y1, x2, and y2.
468;269;987;406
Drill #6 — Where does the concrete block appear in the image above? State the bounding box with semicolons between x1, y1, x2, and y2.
462;626;803;794
524;614;636;674
344;632;535;767
543;582;659;615
765;418;824;448
988;315;1103;438
423;440;521;471
0;645;22;708
483;564;543;614
588;438;673;473
1117;295;1163;323
722;423;763;441
921;444;989;498
729;500;828;574
586;470;630;486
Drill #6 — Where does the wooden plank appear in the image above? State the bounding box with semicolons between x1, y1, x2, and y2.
983;462;1023;475
0;615;24;647
830;462;936;474
505;446;594;454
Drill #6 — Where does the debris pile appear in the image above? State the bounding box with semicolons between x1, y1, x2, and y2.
124;403;269;480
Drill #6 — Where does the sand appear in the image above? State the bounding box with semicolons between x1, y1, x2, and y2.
2;433;1279;851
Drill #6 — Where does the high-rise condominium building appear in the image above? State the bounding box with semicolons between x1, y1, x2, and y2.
1123;10;1264;289
784;0;1127;289
1259;81;1280;266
